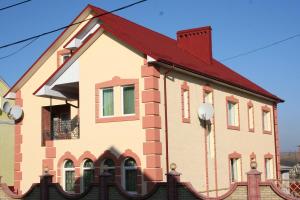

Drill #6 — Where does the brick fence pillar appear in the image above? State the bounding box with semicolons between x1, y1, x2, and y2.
99;172;111;200
166;163;181;200
247;161;261;200
40;173;53;200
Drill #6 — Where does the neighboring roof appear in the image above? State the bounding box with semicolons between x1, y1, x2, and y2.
0;77;10;96
8;5;284;102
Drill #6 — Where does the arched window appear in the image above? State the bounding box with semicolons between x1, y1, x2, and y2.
122;157;137;193
82;159;94;191
101;158;115;177
63;160;75;192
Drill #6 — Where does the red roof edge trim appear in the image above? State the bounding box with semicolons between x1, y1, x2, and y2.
177;26;212;35
157;59;284;103
33;25;103;95
4;5;93;98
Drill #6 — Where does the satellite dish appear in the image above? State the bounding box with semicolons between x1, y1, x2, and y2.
2;101;12;113
9;105;23;121
198;103;214;121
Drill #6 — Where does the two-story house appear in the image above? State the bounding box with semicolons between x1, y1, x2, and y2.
3;5;283;197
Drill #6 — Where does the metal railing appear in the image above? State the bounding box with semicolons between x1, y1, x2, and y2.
43;115;79;141
273;179;300;198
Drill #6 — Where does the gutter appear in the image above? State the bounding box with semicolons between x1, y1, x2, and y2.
163;65;175;174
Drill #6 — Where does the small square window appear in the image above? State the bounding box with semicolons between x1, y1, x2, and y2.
122;85;135;115
102;88;114;117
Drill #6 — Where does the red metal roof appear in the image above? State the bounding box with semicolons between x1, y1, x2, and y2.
89;5;283;102
7;4;283;102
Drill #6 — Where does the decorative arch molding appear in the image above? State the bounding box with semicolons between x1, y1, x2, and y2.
250;152;256;161
228;151;242;159
264;152;274;159
57;152;79;170
97;150;119;166
119;149;141;167
78;151;97;165
203;84;213;93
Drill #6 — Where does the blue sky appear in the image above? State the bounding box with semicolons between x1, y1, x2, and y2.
0;0;299;151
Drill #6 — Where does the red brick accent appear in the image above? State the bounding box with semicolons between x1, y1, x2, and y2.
273;104;281;180
45;147;56;158
264;153;273;159
78;151;97;164
181;81;190;123
143;142;162;155
145;129;160;141
142;115;161;129
226;95;240;131
42;159;54;170
250;152;256;161
145;103;159;115
14;90;23;194
142;90;160;103
141;64;162;192
95;76;139;123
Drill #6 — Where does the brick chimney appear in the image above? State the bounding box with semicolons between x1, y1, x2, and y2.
177;26;212;64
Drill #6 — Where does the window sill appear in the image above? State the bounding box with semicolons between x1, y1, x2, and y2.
263;130;272;135
227;125;240;131
96;115;139;123
182;118;191;123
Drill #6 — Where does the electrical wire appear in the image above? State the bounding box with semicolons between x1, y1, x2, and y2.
0;0;31;12
221;33;300;62
0;0;148;50
0;37;39;60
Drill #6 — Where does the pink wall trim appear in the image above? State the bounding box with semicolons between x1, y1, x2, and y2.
95;76;139;123
272;104;281;180
226;95;240;131
141;63;163;191
14;90;23;194
250;152;256;161
181;81;191;123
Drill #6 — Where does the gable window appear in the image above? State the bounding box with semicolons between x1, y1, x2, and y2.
262;106;271;134
226;96;239;130
248;102;254;132
63;160;75;192
181;81;190;123
62;54;71;63
102;88;114;117
122;157;137;193
122;85;135;115
82;159;94;191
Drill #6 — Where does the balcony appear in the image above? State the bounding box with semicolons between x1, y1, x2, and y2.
42;104;79;145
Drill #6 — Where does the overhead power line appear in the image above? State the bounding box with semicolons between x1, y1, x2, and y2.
221;33;300;62
0;0;148;50
0;0;31;12
0;37;39;60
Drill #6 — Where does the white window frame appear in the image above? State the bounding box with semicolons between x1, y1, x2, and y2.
263;110;271;132
122;157;138;194
183;90;189;119
230;158;241;182
227;101;239;127
80;159;95;193
100;87;114;118
121;85;135;116
62;160;75;193
248;105;254;131
265;158;274;180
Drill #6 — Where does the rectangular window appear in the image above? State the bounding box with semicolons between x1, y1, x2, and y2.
183;90;189;119
265;158;273;179
248;106;254;131
230;158;241;182
122;85;135;115
102;88;114;117
227;101;239;127
263;110;271;132
204;91;213;104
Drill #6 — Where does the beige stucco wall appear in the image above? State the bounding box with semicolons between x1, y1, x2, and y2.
158;68;276;196
18;13;95;192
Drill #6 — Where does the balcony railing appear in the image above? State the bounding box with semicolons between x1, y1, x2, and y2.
42;115;79;142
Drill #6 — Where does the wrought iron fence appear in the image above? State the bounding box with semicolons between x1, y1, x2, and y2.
43;115;79;141
273;179;300;198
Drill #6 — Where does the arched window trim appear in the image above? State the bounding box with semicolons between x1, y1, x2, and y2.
122;157;138;194
63;159;75;193
100;158;116;174
80;159;95;193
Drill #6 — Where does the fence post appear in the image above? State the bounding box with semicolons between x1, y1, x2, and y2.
40;169;53;200
247;161;261;200
167;163;181;200
99;171;111;200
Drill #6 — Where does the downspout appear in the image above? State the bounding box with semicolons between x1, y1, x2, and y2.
163;65;175;174
273;103;280;180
